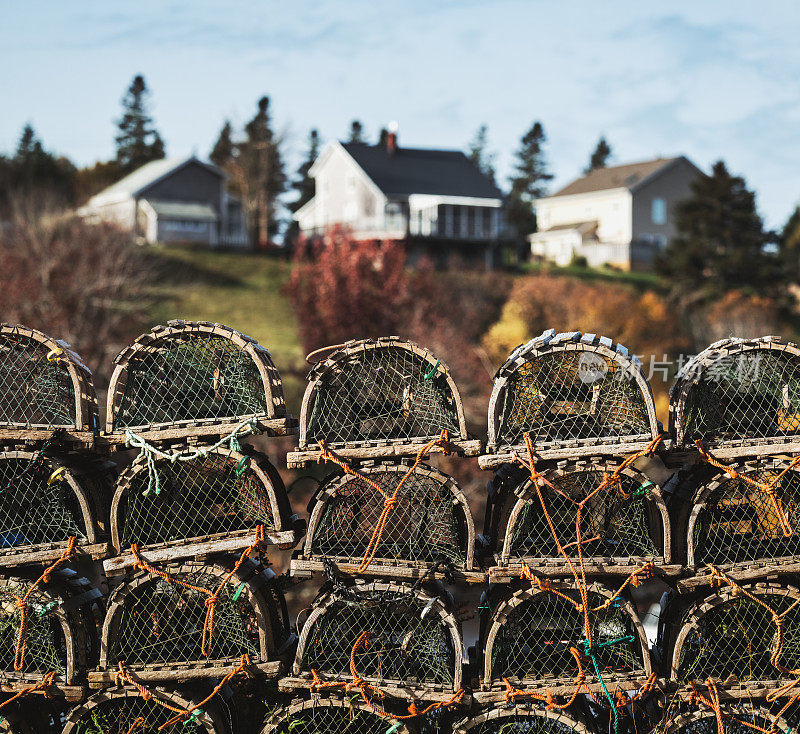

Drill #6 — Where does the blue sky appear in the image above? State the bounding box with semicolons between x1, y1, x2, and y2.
2;1;799;226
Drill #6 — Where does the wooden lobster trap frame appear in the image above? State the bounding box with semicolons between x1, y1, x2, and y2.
453;705;592;734
103;445;303;575
662;706;792;734
0;449;111;569
667;582;800;699
474;580;654;704
678;457;800;590
62;687;228;734
291;460;484;583
260;695;413;734
480;330;661;469
104;320;296;442
90;558;291;685
280;579;466;703
484;459;676;582
287;338;481;468
670;336;800;458
0;324;98;446
0;568;101;700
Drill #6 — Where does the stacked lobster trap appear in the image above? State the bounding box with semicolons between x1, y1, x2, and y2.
281;338;478;728
473;329;670;725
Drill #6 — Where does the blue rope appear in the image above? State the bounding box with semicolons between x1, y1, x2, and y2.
581;634;635;734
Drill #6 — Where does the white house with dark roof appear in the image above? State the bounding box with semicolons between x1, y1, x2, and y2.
294;129;507;264
80;156;248;247
530;156;703;270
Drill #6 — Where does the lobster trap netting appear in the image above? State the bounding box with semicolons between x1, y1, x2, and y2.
484;586;647;685
64;690;220;734
112;332;271;430
690;460;800;567
304;342;462;446
261;699;410;734
307;464;470;566
675;343;800;445
663;707;790;734
0;330;79;428
455;709;589;734
116;451;283;550
674;584;800;685
496;350;652;449
104;562;282;669
298;583;459;687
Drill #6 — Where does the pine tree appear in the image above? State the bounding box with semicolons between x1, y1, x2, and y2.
585;136;612;173
115;75;165;174
507;121;553;237
468;124;497;185
210;121;234;168
288;129;320;214
10;124;76;202
657;161;783;300
348;120;365;143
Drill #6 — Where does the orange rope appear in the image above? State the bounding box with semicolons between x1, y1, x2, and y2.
502;646;586;710
13;537;76;671
114;663;186;716
131;526;265;656
689;678;787;734
696;440;794;537
126;718;145;734
317;431;453;573
0;671;56;712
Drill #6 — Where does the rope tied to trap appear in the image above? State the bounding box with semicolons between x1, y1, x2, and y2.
131;526;265;656
316;430;453;573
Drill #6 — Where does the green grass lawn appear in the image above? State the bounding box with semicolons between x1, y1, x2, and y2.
522;260;661;290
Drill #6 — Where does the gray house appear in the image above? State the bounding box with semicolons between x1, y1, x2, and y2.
80;156;247;247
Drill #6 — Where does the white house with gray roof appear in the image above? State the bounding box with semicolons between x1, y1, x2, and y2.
80;156;248;247
530;156;703;270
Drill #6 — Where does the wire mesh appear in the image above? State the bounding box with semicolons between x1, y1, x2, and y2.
114;333;269;429
691;462;800;566
300;585;457;686
487;588;646;684
306;346;460;445
119;453;277;549
0;582;67;676
68;695;212;734
666;709;784;734
676;586;800;684
681;350;800;444
309;467;468;565
106;568;263;667
496;468;661;561
0;333;75;427
497;351;651;448
459;712;582;734
263;701;405;734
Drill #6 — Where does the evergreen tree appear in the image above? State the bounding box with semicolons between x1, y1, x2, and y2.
348;120;365;143
783;206;800;254
288;129;320;214
210;121;234;169
115;75;165;174
657;161;783;300
468;124;497;185
507;121;553;237
585;136;612;173
10;124;76;203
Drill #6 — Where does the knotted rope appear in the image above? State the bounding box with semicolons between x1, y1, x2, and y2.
316;430;453;573
689;678;791;734
131;526;265;656
0;671;56;712
12;536;76;671
696;440;795;537
125;417;258;496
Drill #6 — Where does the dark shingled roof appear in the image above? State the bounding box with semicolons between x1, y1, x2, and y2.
341;142;504;199
552;157;682;198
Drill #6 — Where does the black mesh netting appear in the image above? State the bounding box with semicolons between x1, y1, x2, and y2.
300;587;456;686
501;470;659;560
692;465;800;566
0;583;67;675
674;713;781;734
464;714;579;734
70;697;209;734
681;351;800;444
0;457;87;549
114;334;268;429
268;704;405;734
306;347;460;445
120;454;276;548
108;570;262;667
0;334;75;427
489;589;645;683
498;352;650;447
310;470;467;565
677;588;800;683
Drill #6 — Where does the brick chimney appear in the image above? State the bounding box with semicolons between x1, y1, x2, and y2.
386;120;398;154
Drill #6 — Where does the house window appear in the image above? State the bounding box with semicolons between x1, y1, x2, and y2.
452;206;461;237
651;197;667;225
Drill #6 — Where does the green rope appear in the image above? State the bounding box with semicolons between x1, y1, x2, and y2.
581;635;635;734
37;601;59;619
423;359;440;381
232;581;246;602
631;481;654;498
235;456;248;477
182;709;203;727
385;724;402;734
